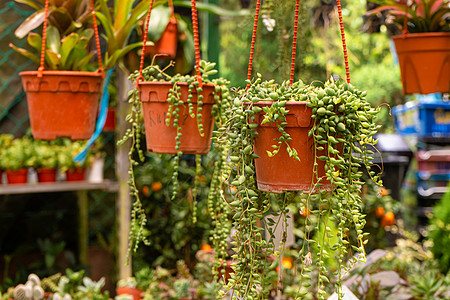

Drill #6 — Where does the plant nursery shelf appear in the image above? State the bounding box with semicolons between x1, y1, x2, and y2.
0;180;119;195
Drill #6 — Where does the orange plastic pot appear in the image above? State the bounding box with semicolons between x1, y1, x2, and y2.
252;101;332;193
20;71;103;140
37;167;57;183
116;287;143;300
66;167;86;182
155;16;178;58
138;81;216;154
393;33;450;95
0;170;2;185
5;169;28;184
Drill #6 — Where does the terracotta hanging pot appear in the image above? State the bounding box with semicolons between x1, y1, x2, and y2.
154;16;178;58
66;167;86;182
393;32;450;95
138;81;216;154
19;71;103;140
5;169;28;185
116;287;143;300
252;101;332;193
37;167;57;183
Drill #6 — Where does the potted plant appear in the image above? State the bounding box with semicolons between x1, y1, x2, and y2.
57;139;91;182
367;0;450;94
116;278;143;300
0;134;14;185
212;75;383;299
32;140;61;183
0;137;34;184
11;0;104;140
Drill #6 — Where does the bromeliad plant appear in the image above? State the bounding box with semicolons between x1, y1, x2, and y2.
211;74;383;299
367;0;450;33
118;59;232;253
11;26;97;71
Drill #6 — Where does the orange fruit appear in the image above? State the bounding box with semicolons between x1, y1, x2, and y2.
142;186;150;197
151;181;163;192
300;207;310;217
201;244;212;251
282;257;293;269
381;211;395;227
378;187;388;197
375;206;385;218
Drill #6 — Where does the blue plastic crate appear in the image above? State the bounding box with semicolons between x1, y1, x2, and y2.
393;102;450;137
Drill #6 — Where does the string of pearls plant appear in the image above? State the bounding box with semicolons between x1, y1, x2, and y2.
118;60;232;254
212;73;382;299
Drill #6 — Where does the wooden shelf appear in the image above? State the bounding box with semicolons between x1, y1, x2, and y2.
0;180;119;195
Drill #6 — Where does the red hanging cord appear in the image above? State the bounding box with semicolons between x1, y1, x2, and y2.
90;0;104;76
336;0;350;83
168;0;175;17
191;0;202;87
38;0;104;77
289;0;300;85
37;0;50;77
246;0;261;89
402;0;408;35
138;0;156;85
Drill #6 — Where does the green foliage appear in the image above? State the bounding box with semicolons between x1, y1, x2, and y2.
0;137;34;170
119;60;232;255
11;0;98;71
428;184;450;274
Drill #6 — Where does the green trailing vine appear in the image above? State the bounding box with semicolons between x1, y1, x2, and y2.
118;60;233;255
212;73;382;299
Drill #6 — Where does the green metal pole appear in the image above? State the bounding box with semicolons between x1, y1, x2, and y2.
204;0;220;78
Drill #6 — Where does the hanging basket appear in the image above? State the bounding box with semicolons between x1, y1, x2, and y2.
20;71;103;140
153;16;178;58
252;101;332;193
138;82;216;154
20;0;104;140
393;32;450;95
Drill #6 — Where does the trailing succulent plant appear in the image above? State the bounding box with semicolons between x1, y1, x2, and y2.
212;73;383;299
119;60;232;253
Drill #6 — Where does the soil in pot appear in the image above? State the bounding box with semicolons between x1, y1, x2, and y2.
138;81;216;154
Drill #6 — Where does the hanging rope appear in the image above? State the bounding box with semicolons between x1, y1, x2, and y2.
289;0;300;85
168;0;175;17
246;0;261;89
138;0;156;85
38;0;104;77
336;0;350;83
37;0;50;77
191;0;202;86
402;0;408;35
90;0;104;75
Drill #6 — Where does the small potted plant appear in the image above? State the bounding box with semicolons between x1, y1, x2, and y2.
367;0;450;94
32;140;60;183
0;134;14;184
116;278;143;300
0;137;34;184
58;139;91;182
11;0;104;140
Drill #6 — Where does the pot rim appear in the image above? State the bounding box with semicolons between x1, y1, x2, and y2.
19;70;104;78
138;81;216;88
392;32;450;40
